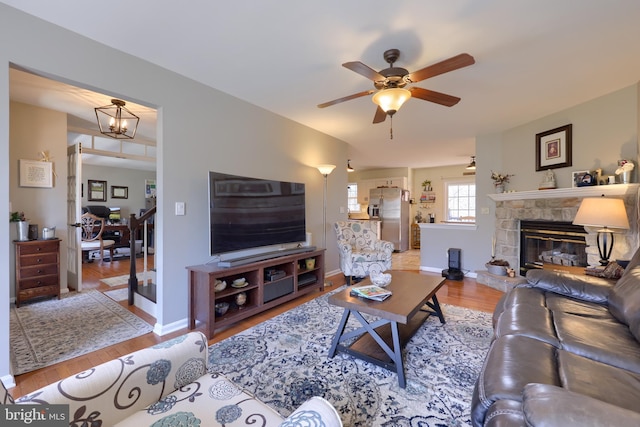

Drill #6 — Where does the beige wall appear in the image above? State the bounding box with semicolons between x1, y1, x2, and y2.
411;164;472;223
9;101;69;298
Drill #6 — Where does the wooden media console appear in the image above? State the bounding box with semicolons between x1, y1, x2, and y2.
187;248;325;338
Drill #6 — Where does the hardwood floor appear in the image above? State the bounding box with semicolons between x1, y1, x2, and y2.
8;250;503;397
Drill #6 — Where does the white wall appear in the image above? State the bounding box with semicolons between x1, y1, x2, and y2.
420;85;639;274
82;164;156;219
0;4;348;383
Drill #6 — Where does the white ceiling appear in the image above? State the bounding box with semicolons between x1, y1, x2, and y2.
4;1;640;171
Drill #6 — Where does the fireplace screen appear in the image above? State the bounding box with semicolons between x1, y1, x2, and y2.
520;221;587;274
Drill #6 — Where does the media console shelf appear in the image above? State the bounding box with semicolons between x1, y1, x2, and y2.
187;248;325;338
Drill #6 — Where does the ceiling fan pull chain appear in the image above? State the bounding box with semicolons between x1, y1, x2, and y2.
390;115;393;140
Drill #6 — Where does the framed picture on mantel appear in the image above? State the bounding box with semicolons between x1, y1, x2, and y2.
536;124;572;171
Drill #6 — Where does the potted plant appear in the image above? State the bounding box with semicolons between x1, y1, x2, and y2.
421;179;432;191
490;171;513;193
10;211;30;241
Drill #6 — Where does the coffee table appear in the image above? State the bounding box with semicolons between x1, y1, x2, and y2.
327;271;446;388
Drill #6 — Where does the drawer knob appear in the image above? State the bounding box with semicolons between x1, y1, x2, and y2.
37;247;42;251
37;258;42;263
37;269;43;274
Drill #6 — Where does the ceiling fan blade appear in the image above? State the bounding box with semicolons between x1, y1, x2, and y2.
343;61;385;82
373;106;387;123
317;90;375;108
406;53;475;83
409;87;461;107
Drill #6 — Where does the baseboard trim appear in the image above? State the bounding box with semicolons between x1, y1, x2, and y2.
420;265;477;278
153;318;189;336
1;374;16;389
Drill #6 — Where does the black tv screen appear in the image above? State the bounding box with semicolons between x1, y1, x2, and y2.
209;171;306;256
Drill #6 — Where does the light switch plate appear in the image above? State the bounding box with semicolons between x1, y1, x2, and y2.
175;202;185;216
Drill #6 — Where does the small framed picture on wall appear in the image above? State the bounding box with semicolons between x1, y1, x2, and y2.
111;186;128;199
88;179;107;201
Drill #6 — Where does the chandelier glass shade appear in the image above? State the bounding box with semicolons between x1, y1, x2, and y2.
372;88;411;115
95;99;139;139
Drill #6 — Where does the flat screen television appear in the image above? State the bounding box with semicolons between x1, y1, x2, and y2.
209;171;306;256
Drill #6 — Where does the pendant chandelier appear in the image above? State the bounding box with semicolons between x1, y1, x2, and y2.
94;99;139;139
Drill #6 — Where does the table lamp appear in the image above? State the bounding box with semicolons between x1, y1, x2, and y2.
573;196;630;265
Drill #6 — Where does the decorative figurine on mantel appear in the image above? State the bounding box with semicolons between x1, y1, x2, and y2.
539;170;556;190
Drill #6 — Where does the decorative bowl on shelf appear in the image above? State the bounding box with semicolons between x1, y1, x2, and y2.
232;278;247;288
370;272;392;287
214;280;227;292
214;302;229;316
486;262;508;276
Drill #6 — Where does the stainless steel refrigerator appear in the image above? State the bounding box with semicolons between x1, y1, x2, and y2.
368;187;410;252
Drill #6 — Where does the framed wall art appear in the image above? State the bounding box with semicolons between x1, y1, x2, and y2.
111;185;128;199
571;170;590;188
536;124;572;171
19;159;53;188
88;179;107;201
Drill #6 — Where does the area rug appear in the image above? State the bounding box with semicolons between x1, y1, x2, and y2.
10;290;153;375
103;288;128;302
100;271;155;287
208;287;493;426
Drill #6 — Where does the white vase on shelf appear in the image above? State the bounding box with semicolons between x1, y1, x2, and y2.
495;184;505;193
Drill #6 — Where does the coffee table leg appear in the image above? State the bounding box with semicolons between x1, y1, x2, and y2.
391;321;406;388
328;309;351;358
423;294;446;324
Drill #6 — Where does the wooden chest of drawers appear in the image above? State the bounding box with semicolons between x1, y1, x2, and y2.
14;239;61;307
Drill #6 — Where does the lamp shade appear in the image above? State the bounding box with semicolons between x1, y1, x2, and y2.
317;164;336;176
573;197;630;229
372;88;411;114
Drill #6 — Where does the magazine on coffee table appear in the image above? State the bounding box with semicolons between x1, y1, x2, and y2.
350;284;392;301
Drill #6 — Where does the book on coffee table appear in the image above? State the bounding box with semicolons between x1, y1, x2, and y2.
350;284;392;301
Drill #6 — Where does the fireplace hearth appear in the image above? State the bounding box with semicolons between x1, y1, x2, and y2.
520;220;587;275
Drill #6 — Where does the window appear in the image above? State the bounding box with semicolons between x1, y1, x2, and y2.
347;183;361;213
445;179;475;222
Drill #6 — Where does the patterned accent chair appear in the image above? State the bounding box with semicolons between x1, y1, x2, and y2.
334;220;394;285
4;331;342;426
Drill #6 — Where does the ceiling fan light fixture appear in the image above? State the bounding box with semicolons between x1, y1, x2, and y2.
95;98;139;139
466;156;476;170
372;88;411;115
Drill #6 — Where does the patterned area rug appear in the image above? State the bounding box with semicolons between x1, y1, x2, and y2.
10;290;153;375
103;288;129;302
100;271;155;287
208;286;493;426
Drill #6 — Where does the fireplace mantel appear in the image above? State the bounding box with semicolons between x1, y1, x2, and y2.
488;183;639;202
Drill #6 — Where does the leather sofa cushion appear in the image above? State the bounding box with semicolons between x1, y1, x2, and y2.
492;287;545;327
483;399;525;427
522;383;640;427
554;312;640;373
471;335;559;427
494;304;559;347
558;350;640;413
526;269;613;304
545;293;612;320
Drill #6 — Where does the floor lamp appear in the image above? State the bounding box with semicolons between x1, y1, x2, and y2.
317;164;336;286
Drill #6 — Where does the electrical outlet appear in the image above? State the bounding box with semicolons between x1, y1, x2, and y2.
175;202;185;216
481;207;490;215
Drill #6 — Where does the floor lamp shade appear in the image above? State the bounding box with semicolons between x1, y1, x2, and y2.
573;196;630;265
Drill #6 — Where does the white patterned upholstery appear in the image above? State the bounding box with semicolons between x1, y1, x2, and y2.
333;221;394;284
10;331;342;426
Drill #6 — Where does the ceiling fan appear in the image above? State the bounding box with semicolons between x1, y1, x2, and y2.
318;49;475;126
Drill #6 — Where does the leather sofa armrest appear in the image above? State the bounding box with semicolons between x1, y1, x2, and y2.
281;396;343;426
525;269;614;304
523;383;640;427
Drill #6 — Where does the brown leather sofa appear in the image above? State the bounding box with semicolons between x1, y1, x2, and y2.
471;248;640;426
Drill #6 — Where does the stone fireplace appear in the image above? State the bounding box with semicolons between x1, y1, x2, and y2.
489;184;639;276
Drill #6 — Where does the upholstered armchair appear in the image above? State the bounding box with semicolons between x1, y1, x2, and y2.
333;220;394;285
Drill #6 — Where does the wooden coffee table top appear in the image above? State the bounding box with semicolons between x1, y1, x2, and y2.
328;271;446;324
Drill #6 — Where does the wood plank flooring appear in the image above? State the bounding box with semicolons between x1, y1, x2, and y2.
8;250;503;397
